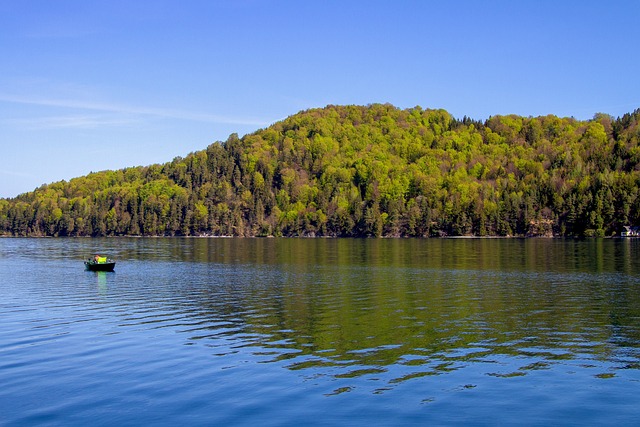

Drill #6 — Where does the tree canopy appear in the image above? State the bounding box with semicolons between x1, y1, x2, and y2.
2;103;640;237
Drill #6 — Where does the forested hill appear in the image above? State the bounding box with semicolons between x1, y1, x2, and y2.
2;104;640;237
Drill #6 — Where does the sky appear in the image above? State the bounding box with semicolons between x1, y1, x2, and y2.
1;0;639;198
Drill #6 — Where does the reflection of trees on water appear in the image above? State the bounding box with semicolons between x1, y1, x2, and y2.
181;238;640;389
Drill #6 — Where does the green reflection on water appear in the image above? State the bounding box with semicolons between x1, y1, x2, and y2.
95;271;108;295
178;238;640;387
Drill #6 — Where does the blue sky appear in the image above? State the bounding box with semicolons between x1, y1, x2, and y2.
1;1;639;198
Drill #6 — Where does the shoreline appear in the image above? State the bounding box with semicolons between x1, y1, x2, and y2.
0;234;624;239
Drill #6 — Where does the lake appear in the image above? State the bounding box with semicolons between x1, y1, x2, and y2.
1;238;640;425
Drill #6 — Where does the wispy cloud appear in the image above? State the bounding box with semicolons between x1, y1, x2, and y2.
3;114;139;129
23;26;100;40
0;94;273;127
0;169;36;179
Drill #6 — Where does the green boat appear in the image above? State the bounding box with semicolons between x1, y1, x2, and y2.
85;256;116;272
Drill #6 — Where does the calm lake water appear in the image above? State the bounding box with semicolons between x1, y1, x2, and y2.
1;238;640;425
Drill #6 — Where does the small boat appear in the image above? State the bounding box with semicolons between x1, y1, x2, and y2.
85;256;116;272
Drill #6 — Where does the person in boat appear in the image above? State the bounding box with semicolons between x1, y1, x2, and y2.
93;255;109;263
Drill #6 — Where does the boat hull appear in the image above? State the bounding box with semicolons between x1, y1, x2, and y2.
85;261;116;272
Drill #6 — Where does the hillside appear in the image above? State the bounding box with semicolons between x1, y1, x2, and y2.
1;103;640;237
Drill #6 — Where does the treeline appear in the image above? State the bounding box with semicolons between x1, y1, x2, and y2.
1;103;640;237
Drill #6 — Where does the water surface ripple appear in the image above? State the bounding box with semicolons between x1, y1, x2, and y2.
1;238;640;425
